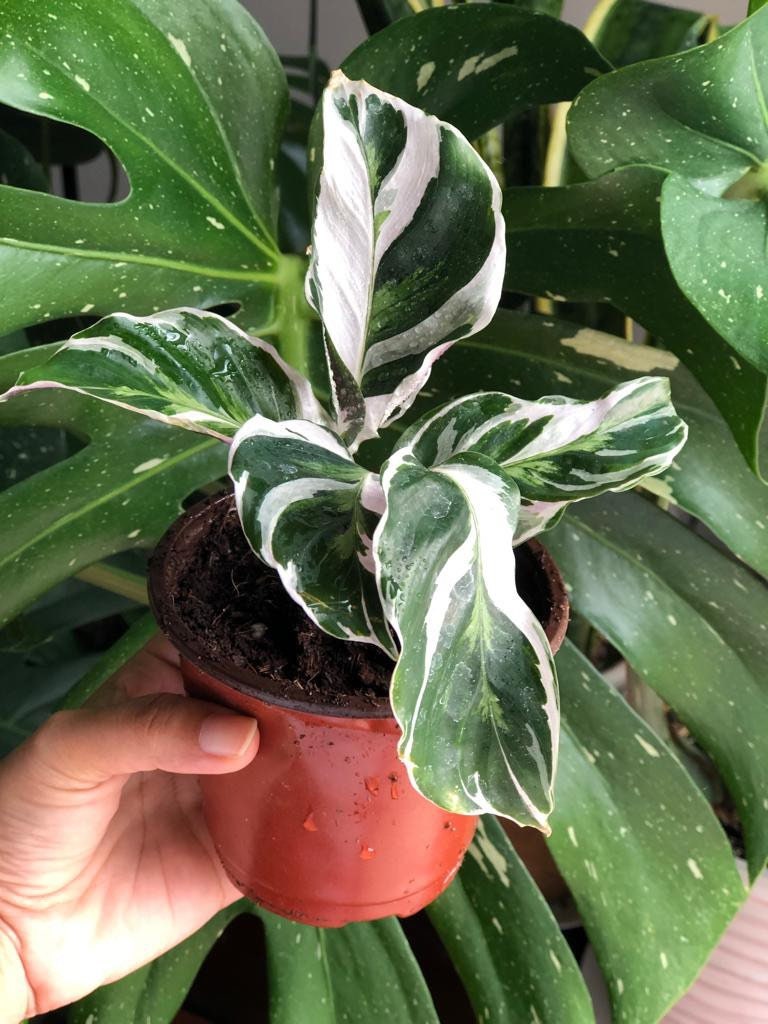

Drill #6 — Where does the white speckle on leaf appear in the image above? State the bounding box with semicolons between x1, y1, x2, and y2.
167;33;192;67
549;949;562;972
660;952;669;969
75;75;90;91
475;46;518;74
206;216;225;230
567;826;578;847
635;733;661;758
132;457;165;474
666;614;677;626
127;529;141;539
756;285;764;300
687;858;703;880
416;61;435;92
458;55;480;80
38;91;53;99
80;303;94;313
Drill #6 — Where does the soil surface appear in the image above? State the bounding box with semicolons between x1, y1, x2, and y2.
160;495;553;713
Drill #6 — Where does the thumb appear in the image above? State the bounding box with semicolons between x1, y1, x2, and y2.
14;694;259;789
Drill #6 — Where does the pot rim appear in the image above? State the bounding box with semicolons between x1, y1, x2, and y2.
149;493;570;721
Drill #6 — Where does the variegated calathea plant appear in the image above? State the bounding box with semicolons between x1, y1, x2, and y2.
2;71;687;831
7;0;768;1019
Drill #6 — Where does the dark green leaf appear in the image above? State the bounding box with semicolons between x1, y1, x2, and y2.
0;0;288;336
68;903;246;1024
545;492;768;881
567;8;768;373
502;168;768;475
428;817;594;1024
586;0;713;68
342;5;610;141
0;126;48;190
0;346;224;626
549;641;744;1023
259;910;439;1023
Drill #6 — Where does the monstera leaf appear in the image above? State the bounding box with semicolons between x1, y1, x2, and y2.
568;6;768;374
306;71;505;447
0;0;289;337
502;167;767;475
342;5;610;140
7;310;327;440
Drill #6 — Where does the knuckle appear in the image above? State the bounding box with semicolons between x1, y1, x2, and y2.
134;693;183;753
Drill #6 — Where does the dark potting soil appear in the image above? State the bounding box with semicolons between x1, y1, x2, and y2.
162;496;553;713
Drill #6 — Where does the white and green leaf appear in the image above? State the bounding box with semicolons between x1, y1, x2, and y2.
4;309;326;440
398;377;687;541
229;416;395;653
306;71;505;448
374;449;558;826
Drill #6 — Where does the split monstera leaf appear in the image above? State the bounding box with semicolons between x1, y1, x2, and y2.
1;72;687;828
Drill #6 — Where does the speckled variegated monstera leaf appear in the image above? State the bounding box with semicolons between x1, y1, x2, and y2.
568;6;768;375
0;0;288;336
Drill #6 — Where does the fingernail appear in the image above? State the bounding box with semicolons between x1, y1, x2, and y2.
199;714;258;757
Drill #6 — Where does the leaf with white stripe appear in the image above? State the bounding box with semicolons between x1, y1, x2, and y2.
306;71;505;448
398;378;687;541
374;449;558;826
229;416;394;653
5;309;325;440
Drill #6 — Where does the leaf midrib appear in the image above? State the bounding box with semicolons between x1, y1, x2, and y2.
0;233;277;284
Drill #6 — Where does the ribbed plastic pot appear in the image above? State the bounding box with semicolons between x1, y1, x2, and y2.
149;494;569;928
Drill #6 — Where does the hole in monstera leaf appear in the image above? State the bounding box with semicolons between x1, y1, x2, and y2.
204;301;243;319
25;315;101;347
0;104;129;202
1;426;85;493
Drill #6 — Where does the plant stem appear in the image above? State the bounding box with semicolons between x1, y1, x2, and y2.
276;253;314;379
75;563;148;605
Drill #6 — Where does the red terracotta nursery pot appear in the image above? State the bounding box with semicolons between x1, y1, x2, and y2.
149;495;569;928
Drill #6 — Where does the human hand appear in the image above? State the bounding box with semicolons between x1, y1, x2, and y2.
0;636;259;1022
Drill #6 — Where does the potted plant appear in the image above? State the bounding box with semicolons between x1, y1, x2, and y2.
1;0;766;1019
2;70;686;928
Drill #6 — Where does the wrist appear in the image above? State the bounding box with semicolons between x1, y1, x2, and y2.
0;921;30;1024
